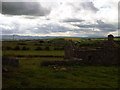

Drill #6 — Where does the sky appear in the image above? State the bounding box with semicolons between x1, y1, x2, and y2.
0;0;119;37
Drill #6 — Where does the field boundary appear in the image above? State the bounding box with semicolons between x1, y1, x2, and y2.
15;55;64;58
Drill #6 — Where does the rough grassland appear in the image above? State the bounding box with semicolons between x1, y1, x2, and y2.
2;38;120;88
3;57;119;88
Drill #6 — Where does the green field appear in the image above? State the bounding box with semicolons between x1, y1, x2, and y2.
2;37;120;88
3;59;119;88
3;50;64;56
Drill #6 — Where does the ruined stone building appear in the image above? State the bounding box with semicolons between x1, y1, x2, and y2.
64;34;120;65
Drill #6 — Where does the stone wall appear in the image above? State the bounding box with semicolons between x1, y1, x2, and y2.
64;40;75;60
64;34;119;65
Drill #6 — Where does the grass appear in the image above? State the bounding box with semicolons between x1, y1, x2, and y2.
3;50;64;56
2;38;120;88
3;56;119;88
3;58;119;88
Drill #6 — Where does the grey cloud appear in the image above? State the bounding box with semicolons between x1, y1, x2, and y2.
96;20;117;31
22;16;40;19
1;19;117;37
63;19;84;22
68;2;99;13
31;24;72;34
73;20;117;32
2;29;14;34
2;2;50;16
80;2;99;13
1;23;73;35
73;28;110;37
75;24;95;28
1;22;114;37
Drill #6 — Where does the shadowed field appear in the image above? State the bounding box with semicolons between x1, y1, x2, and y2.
3;59;119;88
2;37;120;88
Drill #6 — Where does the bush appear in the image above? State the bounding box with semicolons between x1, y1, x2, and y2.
35;47;42;50
54;47;64;50
17;43;27;45
22;46;30;50
44;46;50;50
2;55;19;66
34;44;41;46
39;40;45;43
14;46;20;50
4;46;12;50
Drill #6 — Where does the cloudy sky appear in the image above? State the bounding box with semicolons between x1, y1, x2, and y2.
0;0;119;37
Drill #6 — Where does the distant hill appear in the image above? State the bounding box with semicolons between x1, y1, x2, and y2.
1;35;58;40
1;35;120;41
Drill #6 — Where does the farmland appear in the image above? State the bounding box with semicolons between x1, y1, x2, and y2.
2;37;120;88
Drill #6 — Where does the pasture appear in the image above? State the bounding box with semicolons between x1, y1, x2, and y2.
2;37;120;88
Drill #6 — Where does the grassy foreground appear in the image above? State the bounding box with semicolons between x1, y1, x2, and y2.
3;58;119;88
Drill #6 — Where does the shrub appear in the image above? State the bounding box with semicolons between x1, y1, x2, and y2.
14;46;20;50
34;44;41;46
17;43;27;45
4;46;12;50
2;55;19;67
54;47;64;50
22;46;30;50
35;47;42;50
44;46;50;50
39;40;45;43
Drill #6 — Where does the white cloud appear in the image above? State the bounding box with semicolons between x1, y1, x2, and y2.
0;0;119;37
